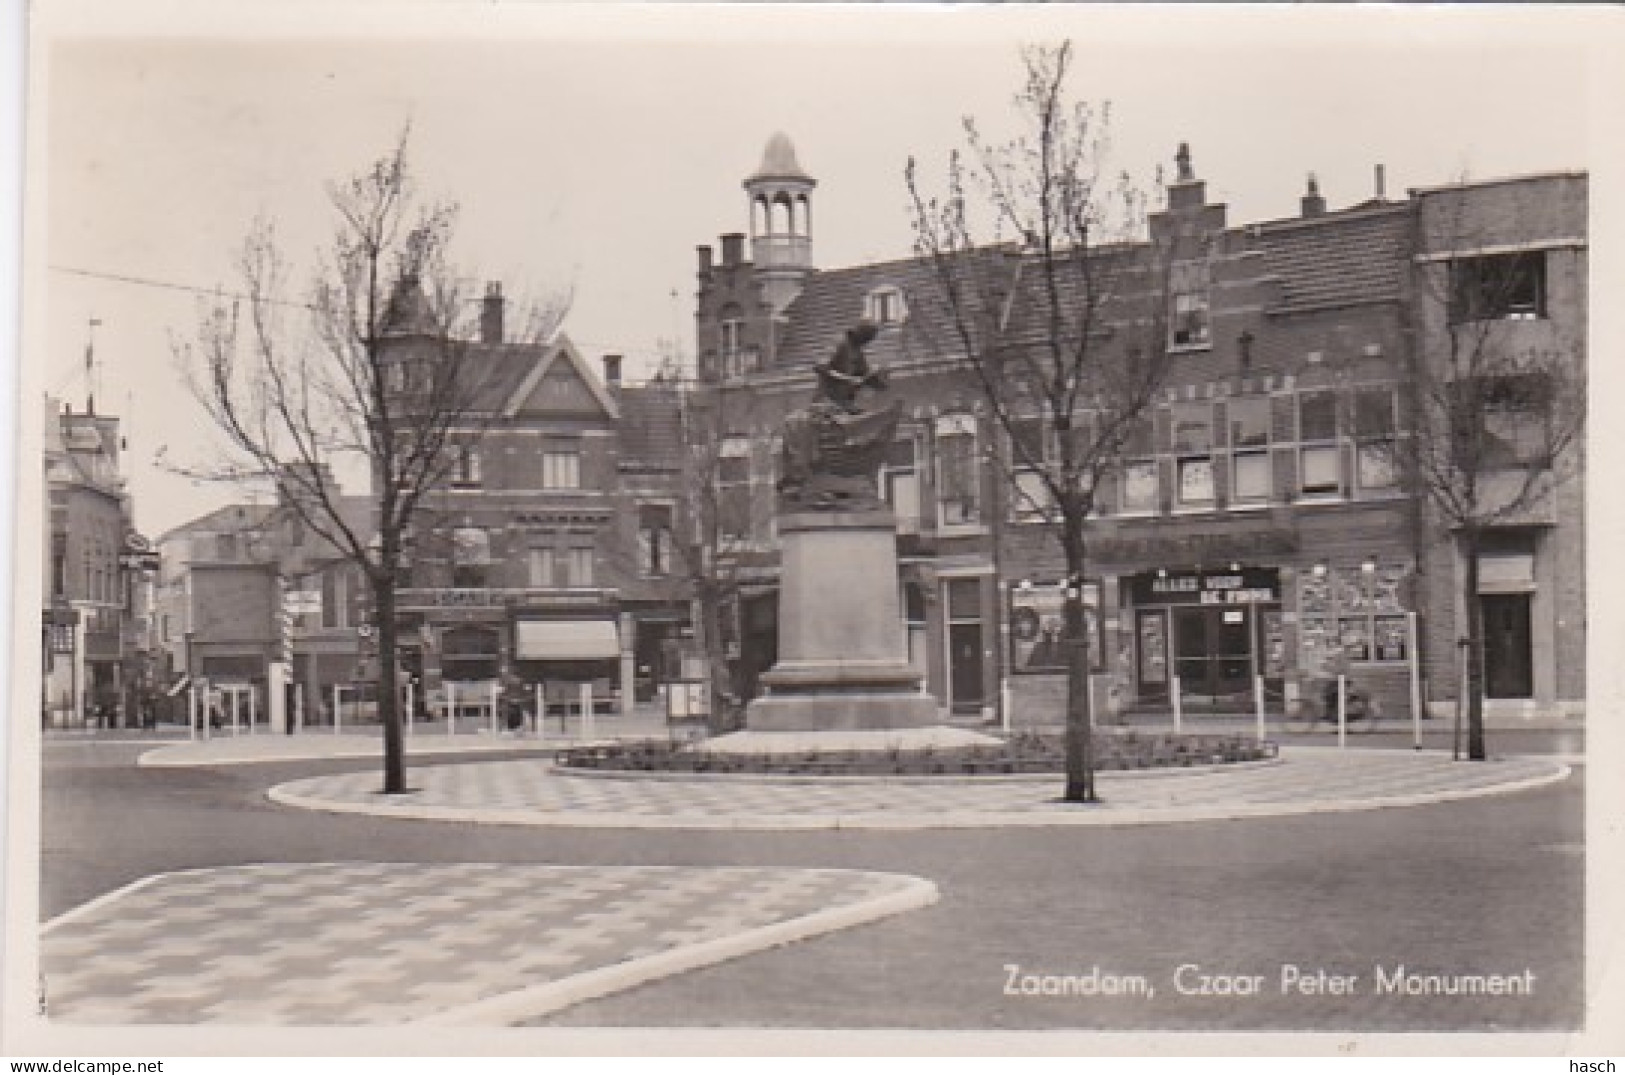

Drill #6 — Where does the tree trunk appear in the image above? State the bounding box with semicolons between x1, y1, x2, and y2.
374;570;407;793
1461;529;1488;761
1061;525;1097;803
698;583;733;735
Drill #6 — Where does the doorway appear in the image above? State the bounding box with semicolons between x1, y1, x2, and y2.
1172;606;1254;704
945;578;985;712
1481;593;1533;699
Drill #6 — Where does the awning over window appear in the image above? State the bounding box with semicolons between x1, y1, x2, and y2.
515;619;621;661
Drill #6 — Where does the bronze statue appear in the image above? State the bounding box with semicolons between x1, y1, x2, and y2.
778;321;901;512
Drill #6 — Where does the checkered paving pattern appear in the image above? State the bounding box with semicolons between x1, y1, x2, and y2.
42;864;923;1025
270;748;1567;829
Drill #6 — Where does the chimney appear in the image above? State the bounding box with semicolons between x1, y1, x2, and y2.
720;233;745;267
480;281;505;344
697;245;714;275
1300;173;1326;218
1374;164;1387;202
602;354;623;390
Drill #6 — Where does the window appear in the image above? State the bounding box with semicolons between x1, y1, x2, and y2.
1450;251;1547;323
451;527;490;588
565;547;594;589
1169;260;1211;348
1008;415;1051;523
865;286;907;326
1353;387;1398;492
1171;402;1214;506
452;442;482;487
214;533;238;560
882;435;921;532
1228;396;1272;503
542;448;580;490
935;414;982;527
1474;372;1555;466
639;504;674;577
528;547;555;588
1119;417;1158;514
1297;390;1341;497
718;441;752;542
719;305;755;379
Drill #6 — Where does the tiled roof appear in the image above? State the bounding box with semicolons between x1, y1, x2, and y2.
1253;205;1409;310
618;384;684;470
159;503;278;543
774;249;1008;371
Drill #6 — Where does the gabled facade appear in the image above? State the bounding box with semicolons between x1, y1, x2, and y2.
695;135;1585;726
386;287;691;716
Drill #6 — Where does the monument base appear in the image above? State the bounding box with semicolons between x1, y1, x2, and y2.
695;724;1002;756
745;687;943;732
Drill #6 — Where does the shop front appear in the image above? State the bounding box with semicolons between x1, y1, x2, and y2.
1127;568;1284;710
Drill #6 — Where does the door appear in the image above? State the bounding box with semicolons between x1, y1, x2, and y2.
1481;593;1533;699
1172;606;1254;703
946;578;985;712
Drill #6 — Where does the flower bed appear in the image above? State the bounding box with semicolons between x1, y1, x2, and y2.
554;731;1275;777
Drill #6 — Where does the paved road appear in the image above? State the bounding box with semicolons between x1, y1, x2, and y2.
39;741;1583;1032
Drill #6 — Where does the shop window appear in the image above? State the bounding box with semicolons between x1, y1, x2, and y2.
1297;390;1341;498
882;434;921;532
1169;261;1211;349
935;414;982;527
1450;251;1547;323
1299;563;1410;670
1354;387;1398;492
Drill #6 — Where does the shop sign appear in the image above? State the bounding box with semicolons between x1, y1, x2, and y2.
1131;568;1280;607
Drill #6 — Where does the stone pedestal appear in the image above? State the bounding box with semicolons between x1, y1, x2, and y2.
745;510;941;732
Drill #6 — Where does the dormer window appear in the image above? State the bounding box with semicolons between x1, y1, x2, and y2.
865;286;908;327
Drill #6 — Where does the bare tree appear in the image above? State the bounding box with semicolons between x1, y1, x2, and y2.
1404;182;1585;761
173;128;568;793
907;42;1171;803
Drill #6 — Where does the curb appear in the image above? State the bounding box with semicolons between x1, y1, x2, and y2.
419;871;939;1026
267;758;1571;831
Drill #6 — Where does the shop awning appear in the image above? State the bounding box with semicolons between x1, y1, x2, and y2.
515;619;621;661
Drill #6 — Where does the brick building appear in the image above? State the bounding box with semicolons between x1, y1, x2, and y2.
382;282;690;717
693;135;1585;725
43;397;144;727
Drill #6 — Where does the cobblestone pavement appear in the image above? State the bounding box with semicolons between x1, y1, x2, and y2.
268;748;1569;830
41;863;933;1025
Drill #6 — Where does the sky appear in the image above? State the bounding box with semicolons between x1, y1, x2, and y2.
26;2;1605;539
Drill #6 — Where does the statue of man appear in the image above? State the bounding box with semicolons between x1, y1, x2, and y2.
814;320;887;413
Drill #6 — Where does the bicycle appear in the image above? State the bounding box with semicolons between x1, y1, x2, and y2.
1288;676;1382;735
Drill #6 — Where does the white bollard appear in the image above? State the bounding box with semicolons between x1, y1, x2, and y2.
188;684;198;742
1171;676;1183;734
580;682;594;741
230;691;240;737
535;683;544;741
1254;674;1267;742
490;680;500;737
1408;612;1423;751
295;687;304;734
1337;674;1348;749
406;681;415;737
333;684;342;735
248;688;258;735
446;681;456;736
